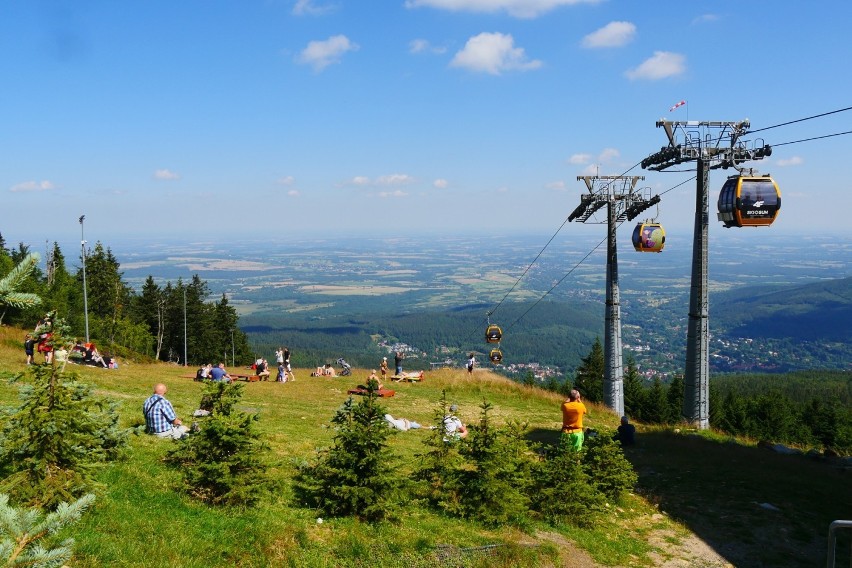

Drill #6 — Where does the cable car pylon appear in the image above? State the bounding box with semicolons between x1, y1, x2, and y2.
642;118;773;430
568;175;659;417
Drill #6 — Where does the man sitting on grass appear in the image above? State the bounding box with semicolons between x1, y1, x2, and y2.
143;383;189;440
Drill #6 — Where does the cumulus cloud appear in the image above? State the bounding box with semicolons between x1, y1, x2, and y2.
450;32;542;75
598;147;620;162
580;164;600;176
288;189;300;197
377;173;415;185
10;180;56;192
776;156;803;167
433;178;448;189
277;175;295;185
292;0;336;16
582;21;636;48
405;0;599;19
351;176;371;186
625;51;686;80
297;35;359;72
409;39;447;54
568;153;592;165
154;169;180;180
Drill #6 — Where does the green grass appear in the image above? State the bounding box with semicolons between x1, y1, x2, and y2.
0;325;849;567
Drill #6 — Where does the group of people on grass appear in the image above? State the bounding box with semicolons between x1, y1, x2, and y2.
24;313;116;368
148;359;637;449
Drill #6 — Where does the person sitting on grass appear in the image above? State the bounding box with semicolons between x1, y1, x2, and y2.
143;383;189;440
443;404;468;441
613;415;636;446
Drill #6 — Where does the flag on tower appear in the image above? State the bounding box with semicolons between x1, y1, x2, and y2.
669;100;686;112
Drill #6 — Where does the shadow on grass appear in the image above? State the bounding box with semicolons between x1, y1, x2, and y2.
621;430;852;568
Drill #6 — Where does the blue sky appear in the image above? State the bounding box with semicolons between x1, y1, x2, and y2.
3;0;851;247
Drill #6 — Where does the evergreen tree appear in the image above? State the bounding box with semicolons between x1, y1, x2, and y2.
451;401;532;526
644;377;668;424
295;388;398;521
574;337;604;403
581;434;638;502
522;370;536;387
0;493;94;567
414;391;463;511
79;242;132;343
0;252;42;326
133;276;165;359
529;441;604;527
666;374;685;424
165;381;270;506
623;357;646;422
719;390;749;434
0;317;128;509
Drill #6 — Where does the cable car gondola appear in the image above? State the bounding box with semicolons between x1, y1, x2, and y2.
485;324;502;344
632;221;666;253
717;174;781;228
489;348;503;364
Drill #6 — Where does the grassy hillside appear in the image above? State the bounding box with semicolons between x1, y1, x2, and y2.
0;325;849;567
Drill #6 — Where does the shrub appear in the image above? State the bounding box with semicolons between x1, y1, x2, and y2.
0;317;128;509
581;433;638;502
165;381;270;506
295;387;399;521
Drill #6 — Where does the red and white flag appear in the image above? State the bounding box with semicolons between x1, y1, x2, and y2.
669;100;686;112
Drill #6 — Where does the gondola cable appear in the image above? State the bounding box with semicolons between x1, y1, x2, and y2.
744;106;852;135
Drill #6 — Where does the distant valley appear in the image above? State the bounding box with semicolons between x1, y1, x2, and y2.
114;231;852;377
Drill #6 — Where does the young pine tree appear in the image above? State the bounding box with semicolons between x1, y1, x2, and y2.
0;318;128;509
581;434;638;503
295;388;398;521
165;381;270;506
0;493;94;567
414;390;464;512
529;440;604;527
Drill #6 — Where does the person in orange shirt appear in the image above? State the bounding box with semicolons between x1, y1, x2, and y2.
561;389;588;451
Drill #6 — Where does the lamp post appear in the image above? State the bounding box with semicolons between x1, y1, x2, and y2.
79;215;90;343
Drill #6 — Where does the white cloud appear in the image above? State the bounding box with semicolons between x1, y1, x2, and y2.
581;163;600;176
450;32;542;75
405;0;599;19
581;21;636;48
277;176;295;185
433;178;448;189
546;180;566;191
568;153;592;164
351;176;370;186
154;169;180;180
377;173;415;185
292;0;336;16
625;51;686;80
409;39;447;55
692;14;719;25
297;35;359;72
287;189;300;197
776;156;803;167
377;190;408;198
10;180;56;192
598;147;620;162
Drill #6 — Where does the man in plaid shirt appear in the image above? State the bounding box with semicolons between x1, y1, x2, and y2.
143;383;189;439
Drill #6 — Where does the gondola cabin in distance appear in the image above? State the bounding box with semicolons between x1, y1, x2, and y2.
485;324;502;344
632;222;666;252
717;174;781;228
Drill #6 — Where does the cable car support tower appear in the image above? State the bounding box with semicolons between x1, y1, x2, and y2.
641;120;771;429
568;175;658;416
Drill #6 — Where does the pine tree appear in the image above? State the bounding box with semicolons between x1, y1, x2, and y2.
529;440;604;527
414;391;463;511
0;317;128;509
0;252;42;326
582;434;638;502
644;377;668;424
574;338;605;403
0;493;94;567
451;401;532;526
295;388;398;521
666;374;685;424
623;357;646;422
165;381;270;506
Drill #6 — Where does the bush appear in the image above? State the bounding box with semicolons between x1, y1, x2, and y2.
529;440;605;527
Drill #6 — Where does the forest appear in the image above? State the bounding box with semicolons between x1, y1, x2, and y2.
0;234;252;366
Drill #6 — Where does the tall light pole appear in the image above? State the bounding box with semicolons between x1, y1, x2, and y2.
183;286;188;366
79;215;90;343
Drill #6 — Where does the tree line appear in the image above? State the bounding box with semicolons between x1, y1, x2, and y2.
541;338;852;455
0;233;252;366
